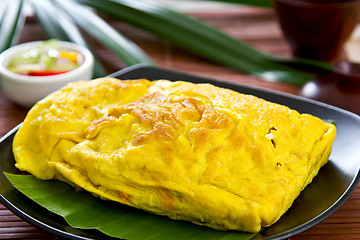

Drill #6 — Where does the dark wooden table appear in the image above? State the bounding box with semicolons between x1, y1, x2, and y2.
1;5;360;240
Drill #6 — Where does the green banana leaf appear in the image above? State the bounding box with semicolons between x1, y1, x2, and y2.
5;173;258;240
0;0;25;53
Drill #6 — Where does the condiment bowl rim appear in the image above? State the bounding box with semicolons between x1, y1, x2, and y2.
0;40;94;84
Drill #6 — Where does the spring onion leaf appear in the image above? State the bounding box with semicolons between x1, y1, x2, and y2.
76;0;314;85
55;0;155;67
0;0;25;53
29;0;106;77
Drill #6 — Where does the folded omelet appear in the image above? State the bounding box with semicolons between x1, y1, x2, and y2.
13;78;336;233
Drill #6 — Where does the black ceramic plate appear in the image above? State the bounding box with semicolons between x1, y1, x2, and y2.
1;65;360;240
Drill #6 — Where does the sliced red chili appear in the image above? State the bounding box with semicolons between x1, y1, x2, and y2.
25;70;69;76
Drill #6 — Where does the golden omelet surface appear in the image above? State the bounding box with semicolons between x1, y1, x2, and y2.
13;78;336;233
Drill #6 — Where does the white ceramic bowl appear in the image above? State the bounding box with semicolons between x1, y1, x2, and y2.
0;41;94;108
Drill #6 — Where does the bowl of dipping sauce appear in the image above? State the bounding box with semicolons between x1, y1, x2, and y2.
272;0;360;61
0;40;94;108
